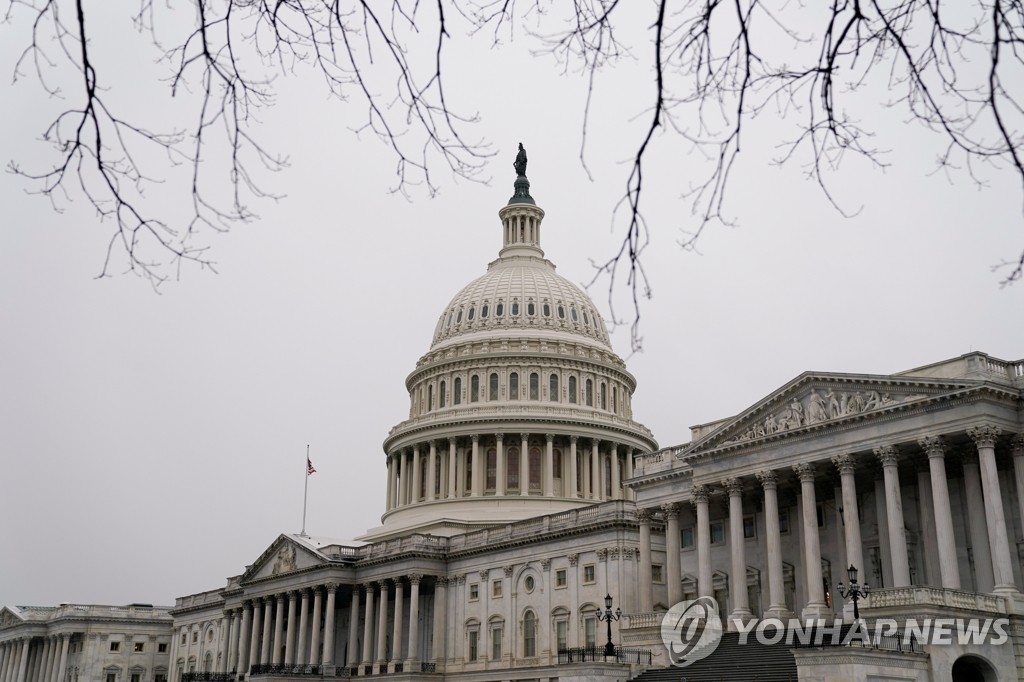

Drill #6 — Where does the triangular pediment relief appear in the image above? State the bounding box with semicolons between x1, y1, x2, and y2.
686;373;987;457
0;607;24;630
241;535;327;583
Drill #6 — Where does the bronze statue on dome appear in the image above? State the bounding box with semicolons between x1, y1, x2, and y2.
513;143;528;177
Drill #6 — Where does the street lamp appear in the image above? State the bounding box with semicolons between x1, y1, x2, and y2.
597;593;622;657
836;564;870;620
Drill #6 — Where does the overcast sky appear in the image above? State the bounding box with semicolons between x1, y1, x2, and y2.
1;4;1021;609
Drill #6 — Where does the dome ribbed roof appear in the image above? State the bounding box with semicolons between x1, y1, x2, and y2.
430;255;611;350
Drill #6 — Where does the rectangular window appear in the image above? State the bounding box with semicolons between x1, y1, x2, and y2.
492;579;502;598
156;675;167;682
582;565;596;584
107;675;116;682
131;674;140;682
509;373;519;400
491;627;502;660
110;642;120;652
681;526;694;549
555;569;567;588
652;565;664;583
489;373;499;401
743;514;756;539
529;373;539;400
469;584;479;600
584;618;597;648
710;521;725;545
556;621;568;650
471;375;480;402
180;634;186;646
134;643;144;653
779;508;790;534
191;632;197;644
158;644;168;654
468;631;478;662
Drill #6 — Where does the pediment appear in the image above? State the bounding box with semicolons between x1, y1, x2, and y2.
241;535;327;583
686;372;984;457
0;607;24;630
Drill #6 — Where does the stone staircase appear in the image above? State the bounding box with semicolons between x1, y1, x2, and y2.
628;630;799;682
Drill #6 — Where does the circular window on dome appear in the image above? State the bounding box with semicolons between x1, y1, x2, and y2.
511;301;520;316
524;575;535;593
528;302;536;316
557;305;565;319
570;307;578;322
542;303;551;317
481;304;489;319
496;302;504;317
468;305;475;320
456;309;463;323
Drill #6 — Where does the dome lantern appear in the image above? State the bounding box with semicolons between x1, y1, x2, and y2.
499;143;545;259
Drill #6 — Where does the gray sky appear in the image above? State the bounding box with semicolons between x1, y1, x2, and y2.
1;4;1021;609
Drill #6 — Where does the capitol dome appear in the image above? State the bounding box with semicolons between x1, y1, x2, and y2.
362;147;657;541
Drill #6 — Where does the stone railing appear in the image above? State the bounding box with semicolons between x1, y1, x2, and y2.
866;587;1007;614
387;406;654;440
620;612;664;630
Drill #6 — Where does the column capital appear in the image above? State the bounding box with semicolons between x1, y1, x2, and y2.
324;582;338;593
568;553;579;566
436;575;450;586
967;424;1002;448
260;595;273;604
448;437;457;446
596;548;608;562
918;435;946;458
690;484;710;505
793;462;816;481
545;433;554;443
1012;433;1024;458
756;469;778;490
363;582;376;595
660;502;681;519
376;579;390;590
502;565;514;577
408;573;423;585
478;569;490;580
873;444;900;466
570;435;579;444
471;434;479;443
721;477;743;497
831;453;857;474
495;433;504;443
635;508;653;524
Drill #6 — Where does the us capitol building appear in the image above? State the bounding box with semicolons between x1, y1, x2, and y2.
3;150;1024;682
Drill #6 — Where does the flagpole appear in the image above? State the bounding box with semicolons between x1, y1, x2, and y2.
301;444;310;537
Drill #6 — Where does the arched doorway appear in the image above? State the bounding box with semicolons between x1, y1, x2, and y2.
951;655;999;682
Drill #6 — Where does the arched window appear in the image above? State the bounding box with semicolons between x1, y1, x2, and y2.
542;303;551;317
486;448;497;490
511;301;520;316
553;448;563;484
523;611;537;657
440;380;447;408
509;372;519;400
570;307;578;322
600;383;607;410
507;447;520;491
471;375;480;402
456;309;463;323
568;376;577;404
464;451;473;494
468;305;476;321
481;304;489;319
585;379;594;406
529;447;541;490
489;373;499;401
612;386;618;413
435;454;442;495
496;302;504;317
428;385;434;411
549;374;559;401
454;377;462;405
419;457;428;498
527;301;536;316
557;305;565;319
529;373;539;400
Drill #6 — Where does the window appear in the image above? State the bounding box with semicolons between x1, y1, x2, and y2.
527;302;536;316
710;521;726;545
507;447;520;491
524;575;535;592
440;380;447;408
481;304;489;319
456;309;463;323
470;375;479;402
542;303;551;317
529;373;539;400
453;377;462;405
568;376;577;403
491;626;503;660
652;565;665;583
556;620;568;650
469;584;479;600
816;503;826;528
583;311;590;326
743;514;756;539
428;385;434;411
511;301;520;316
557;305;565;319
496;302;504;317
549;374;559;401
570;307;578;322
486;448;497;489
134;643;144;653
523;612;537;657
180;634;186;646
468;630;478;662
585;379;593;406
599;383;607;410
131;675;141;682
465;453;473;492
584;617;597;648
779;508;790;534
110;642;121;653
612;386;617;413
489;373;499;401
681;527;695;549
468;305;475;320
583;565;596;584
156;675;167;682
555;569;568;588
492;579;503;598
107;675;116;682
529;447;541;490
158;644;168;654
509;372;518;400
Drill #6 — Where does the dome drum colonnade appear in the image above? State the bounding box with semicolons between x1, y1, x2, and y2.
629;424;1024;623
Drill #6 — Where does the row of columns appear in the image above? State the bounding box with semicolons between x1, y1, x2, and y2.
0;635;70;682
635;425;1022;620
386;436;637;509
349;575;438;672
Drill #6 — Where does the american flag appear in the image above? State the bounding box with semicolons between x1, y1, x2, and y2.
307;457;317;476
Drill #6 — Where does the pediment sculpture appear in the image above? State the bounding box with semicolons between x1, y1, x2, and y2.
271;544;298;575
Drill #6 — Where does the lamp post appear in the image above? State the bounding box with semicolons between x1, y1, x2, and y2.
597;593;622;657
836;564;869;620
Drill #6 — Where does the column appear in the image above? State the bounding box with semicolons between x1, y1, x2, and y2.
426;441;437;501
471;436;481;497
663;503;682;605
610;443;621;500
248;598;262;672
54;636;68;682
569;436;579;498
406;575;422;664
285;592;298;665
723;478;751;621
520;433;529;496
447;439;458;500
239;602;253;674
399;450;410;506
873;476;893;587
375;582;389;668
916;460;940;585
794;463;828;618
432;577;448;663
385;456;394;511
921;438;958;585
15;639;29;682
260;597;273;665
874;446;911;587
591;440;600;500
346;588;360;668
391;580;404;670
1013;435;1024;564
636;509;653;612
968;425;1016;591
832;454;864;581
625;449;635;501
322;583;338;667
495;434;506;495
39;639;52;682
228;608;242;671
1;642;12;682
309;587;323;665
691;485;712;598
296;590;309;666
961;452;993;591
360;583;375;667
219;611;232;672
545;434;555;496
411;444;422;503
272;595;285;665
